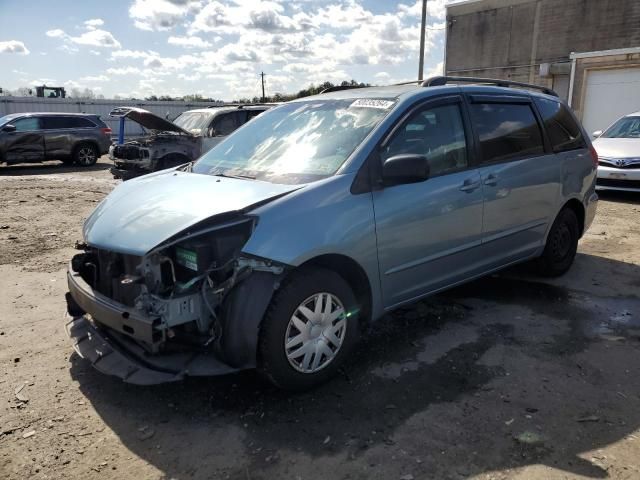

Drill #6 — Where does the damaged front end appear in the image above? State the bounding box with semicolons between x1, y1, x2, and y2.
66;216;286;384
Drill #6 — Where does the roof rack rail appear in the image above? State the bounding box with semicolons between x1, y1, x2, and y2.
320;85;367;94
206;102;277;108
422;75;558;97
393;80;423;86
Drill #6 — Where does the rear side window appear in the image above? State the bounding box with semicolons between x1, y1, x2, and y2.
42;116;95;129
65;117;95;128
470;102;544;164
90;116;108;128
534;97;585;152
246;109;265;122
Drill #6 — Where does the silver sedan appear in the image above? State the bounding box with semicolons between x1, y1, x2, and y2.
593;111;640;192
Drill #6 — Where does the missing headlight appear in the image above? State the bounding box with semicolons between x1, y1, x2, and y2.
172;218;255;283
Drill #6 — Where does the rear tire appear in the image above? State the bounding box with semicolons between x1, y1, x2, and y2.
73;143;98;167
534;208;579;277
258;267;359;390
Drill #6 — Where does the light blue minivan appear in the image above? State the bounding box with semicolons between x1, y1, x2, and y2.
66;77;598;389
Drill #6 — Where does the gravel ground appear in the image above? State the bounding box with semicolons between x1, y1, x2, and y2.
1;158;640;480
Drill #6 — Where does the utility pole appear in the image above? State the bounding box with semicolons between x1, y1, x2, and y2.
260;72;266;102
418;0;428;81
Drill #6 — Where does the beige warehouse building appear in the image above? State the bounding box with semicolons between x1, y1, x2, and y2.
444;0;640;135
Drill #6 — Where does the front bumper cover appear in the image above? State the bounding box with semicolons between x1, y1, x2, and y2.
65;313;240;385
65;263;240;384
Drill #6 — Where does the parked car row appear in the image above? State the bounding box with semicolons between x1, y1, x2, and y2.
2;101;638;195
65;77;599;390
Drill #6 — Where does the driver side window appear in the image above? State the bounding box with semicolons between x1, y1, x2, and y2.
383;103;468;177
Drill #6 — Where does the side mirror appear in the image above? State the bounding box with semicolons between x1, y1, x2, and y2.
592;130;603;138
382;154;430;185
2;124;16;133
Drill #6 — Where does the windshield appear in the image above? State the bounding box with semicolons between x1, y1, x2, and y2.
192;99;393;184
0;114;18;127
603;116;640;138
173;112;212;133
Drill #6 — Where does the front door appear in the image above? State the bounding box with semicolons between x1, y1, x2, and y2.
467;97;560;266
4;117;44;163
372;96;485;309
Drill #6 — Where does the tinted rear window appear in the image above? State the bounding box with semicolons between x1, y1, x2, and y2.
534;97;585;152
470;102;544;164
42;116;96;129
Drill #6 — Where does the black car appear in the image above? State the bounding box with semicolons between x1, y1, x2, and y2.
0;112;112;166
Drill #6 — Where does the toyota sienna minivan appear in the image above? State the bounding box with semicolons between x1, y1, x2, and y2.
65;77;598;389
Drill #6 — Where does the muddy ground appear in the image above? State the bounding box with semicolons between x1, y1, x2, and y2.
1;158;640;480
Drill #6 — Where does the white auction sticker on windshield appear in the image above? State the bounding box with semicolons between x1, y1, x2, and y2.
349;99;395;109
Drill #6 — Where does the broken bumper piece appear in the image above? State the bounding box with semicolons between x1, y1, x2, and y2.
65;315;240;385
110;166;146;180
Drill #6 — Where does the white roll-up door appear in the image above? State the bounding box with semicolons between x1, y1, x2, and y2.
581;67;640;136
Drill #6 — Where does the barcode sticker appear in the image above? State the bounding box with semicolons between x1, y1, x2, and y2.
349;99;395;109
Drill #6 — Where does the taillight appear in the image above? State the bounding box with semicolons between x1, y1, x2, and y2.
589;145;598;168
101;127;112;136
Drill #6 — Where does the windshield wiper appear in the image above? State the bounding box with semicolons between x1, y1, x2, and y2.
212;171;257;180
180;161;194;172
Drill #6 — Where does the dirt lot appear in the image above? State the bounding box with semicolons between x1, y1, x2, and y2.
1;159;640;480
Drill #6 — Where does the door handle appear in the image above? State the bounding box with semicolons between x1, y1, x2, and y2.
459;178;481;192
483;174;498;186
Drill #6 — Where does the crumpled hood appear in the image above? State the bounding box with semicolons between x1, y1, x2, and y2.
110;106;191;135
83;170;299;255
593;138;640;158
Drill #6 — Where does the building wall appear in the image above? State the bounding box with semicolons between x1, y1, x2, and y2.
445;0;640;103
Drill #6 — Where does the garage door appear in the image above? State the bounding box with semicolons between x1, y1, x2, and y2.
581;67;640;137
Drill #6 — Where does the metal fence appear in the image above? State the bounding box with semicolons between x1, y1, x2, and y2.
0;96;222;137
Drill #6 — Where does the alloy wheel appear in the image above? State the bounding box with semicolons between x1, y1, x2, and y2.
77;147;96;166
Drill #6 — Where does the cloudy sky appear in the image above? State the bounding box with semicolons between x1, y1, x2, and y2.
0;0;455;100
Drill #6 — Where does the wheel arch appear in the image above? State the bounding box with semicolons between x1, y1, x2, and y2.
562;198;586;237
218;253;373;369
297;253;373;326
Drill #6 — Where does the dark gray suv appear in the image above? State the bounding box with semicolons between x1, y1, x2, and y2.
0;113;112;166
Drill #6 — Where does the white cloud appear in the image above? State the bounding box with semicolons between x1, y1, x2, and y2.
23;1;453;100
0;40;30;54
80;74;110;82
168;35;212;48
110;49;155;60
106;66;142;75
84;18;105;29
178;72;202;81
46;29;66;38
130;0;202;31
46;21;120;49
72;29;121;48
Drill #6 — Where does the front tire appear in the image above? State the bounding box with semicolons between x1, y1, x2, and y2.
258;268;359;390
535;208;579;277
